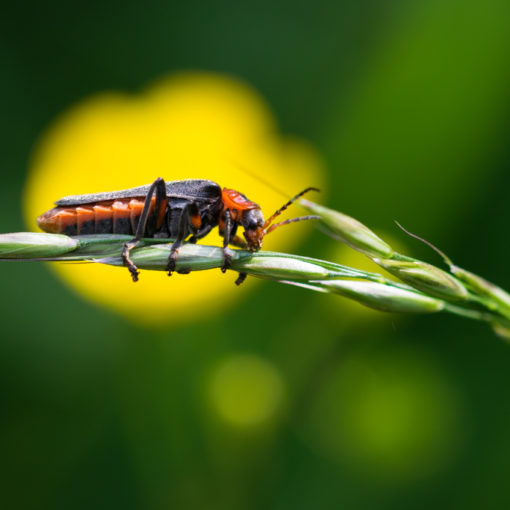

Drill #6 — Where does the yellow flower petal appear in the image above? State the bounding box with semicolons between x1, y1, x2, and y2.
24;72;324;324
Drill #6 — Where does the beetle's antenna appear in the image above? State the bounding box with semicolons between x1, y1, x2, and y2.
228;160;289;199
266;215;320;234
263;187;320;229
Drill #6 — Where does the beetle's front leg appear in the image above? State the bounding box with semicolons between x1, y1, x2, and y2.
220;212;249;284
229;235;248;250
221;249;233;273
225;232;251;284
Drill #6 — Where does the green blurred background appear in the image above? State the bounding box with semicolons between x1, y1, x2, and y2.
2;0;510;508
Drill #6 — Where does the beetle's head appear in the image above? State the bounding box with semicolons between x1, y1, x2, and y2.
241;208;266;251
222;186;320;252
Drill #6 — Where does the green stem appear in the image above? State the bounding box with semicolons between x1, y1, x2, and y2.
0;232;508;337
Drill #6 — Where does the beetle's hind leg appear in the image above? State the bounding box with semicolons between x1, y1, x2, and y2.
122;177;167;282
122;240;142;282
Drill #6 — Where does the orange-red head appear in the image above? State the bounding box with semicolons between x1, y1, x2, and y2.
221;187;320;251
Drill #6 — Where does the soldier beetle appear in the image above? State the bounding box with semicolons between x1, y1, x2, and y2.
37;178;319;283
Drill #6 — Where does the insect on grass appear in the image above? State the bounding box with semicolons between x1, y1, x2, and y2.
37;178;320;284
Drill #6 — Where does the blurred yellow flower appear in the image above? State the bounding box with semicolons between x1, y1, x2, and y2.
25;72;323;324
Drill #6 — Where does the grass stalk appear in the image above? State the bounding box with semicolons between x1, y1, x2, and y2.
2;197;510;340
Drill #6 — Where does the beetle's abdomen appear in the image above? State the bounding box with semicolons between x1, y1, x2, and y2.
37;198;155;236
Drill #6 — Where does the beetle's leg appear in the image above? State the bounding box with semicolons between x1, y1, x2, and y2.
235;272;247;286
221;210;234;273
220;213;248;282
167;202;199;275
222;224;250;283
122;240;142;282
229;233;248;285
135;177;167;238
122;177;167;282
188;223;214;244
229;235;248;249
151;178;168;235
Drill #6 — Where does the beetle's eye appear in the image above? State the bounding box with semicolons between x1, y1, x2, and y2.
243;209;264;231
246;219;258;230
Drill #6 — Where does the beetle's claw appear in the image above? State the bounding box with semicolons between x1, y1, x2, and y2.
221;249;233;273
167;252;178;276
122;246;140;283
124;262;139;282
